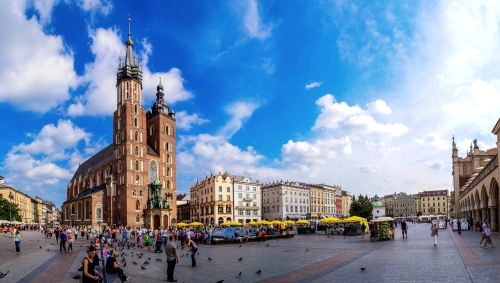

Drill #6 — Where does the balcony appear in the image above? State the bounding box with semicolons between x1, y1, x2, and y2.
243;198;253;202
235;206;259;210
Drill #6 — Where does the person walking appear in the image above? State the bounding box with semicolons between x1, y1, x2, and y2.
59;229;67;253
483;224;495;249
67;233;74;252
184;237;198;268
360;223;366;239
165;235;179;282
480;220;488;246
457;219;462;234
401;220;408;239
431;223;438;246
14;231;21;254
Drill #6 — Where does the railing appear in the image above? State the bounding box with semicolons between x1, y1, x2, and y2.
460;155;498;199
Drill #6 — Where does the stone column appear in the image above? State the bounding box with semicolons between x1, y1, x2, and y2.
483;208;488;222
490;207;497;231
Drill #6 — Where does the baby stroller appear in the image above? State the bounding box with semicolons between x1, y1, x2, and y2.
154;238;163;253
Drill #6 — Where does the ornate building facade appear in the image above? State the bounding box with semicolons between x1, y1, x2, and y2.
62;19;177;228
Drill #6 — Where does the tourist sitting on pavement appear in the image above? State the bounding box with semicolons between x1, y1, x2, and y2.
81;246;100;283
234;231;242;243
106;250;129;282
244;229;249;242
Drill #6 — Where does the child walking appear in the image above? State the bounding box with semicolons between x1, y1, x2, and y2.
68;233;74;252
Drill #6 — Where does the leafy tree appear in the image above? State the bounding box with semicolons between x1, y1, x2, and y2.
416;211;423;217
387;214;394;218
0;198;22;222
349;194;373;219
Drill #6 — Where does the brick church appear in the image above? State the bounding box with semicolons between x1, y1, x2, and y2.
62;19;177;229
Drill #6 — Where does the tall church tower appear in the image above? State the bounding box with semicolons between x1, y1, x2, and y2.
111;18;149;226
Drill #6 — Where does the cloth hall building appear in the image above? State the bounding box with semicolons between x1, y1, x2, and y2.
62;20;177;229
453;119;500;231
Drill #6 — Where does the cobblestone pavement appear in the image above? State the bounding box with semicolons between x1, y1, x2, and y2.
2;224;500;282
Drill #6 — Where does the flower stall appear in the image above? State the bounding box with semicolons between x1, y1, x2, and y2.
370;217;395;241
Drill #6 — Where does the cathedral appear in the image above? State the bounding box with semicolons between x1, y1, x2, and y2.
62;19;177;229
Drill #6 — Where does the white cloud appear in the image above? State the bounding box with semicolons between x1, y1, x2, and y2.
415;133;449;150
12;119;91;157
176;111;209;130
281;136;352;165
312;94;408;138
219;101;260;137
243;0;272;39
68;29;193;116
33;0;60;24
77;0;112;15
305;82;322;89
353;164;380;173
0;0;79;113
424;161;443;169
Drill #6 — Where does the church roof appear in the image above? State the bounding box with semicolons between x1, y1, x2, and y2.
146;143;160;157
372;201;383;207
63;183;106;204
70;145;114;182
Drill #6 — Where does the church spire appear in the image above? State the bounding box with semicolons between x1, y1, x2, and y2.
125;17;134;66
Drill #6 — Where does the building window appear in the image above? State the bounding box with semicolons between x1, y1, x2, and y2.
238;210;243;216
253;187;256;191
85;201;90;219
166;125;170;135
238;193;242;199
136;200;140;210
139;190;143;197
246;210;251;216
218;195;222;200
134;117;138;127
134;131;138;142
135;160;139;171
148;160;158;183
238;185;242;190
136;214;140;222
219;186;222;192
227;195;231;201
252;210;257;215
227;187;230;192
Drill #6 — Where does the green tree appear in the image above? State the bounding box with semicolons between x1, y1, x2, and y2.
349;194;373;219
0;198;22;221
416;211;423;217
387;213;394;218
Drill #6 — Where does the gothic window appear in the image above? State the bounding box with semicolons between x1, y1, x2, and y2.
136;200;140;210
134;84;138;100
96;208;102;220
118;161;122;172
134;117;138;128
134;131;138;142
166;154;170;164
126;82;129;99
122;130;125;141
134;104;138;114
135;146;139;156
77;202;82;220
140;190;143;197
133;189;137;196
85;201;90;219
97;173;101;186
135;160;139;171
65;206;68;220
167;180;170;190
118;118;121;130
149;126;154;136
135;176;139;185
136;214;139;222
166;125;170;135
118;106;121;116
148;160;158;183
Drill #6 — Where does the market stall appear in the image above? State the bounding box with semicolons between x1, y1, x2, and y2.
370;217;395;241
342;216;369;236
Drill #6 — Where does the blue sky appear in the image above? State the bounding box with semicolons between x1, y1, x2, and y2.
1;0;500;207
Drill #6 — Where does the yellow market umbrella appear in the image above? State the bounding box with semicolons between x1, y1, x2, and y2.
295;220;310;224
220;222;233;226
230;221;243;226
284;220;296;225
247;221;259;226
190;222;204;226
271;220;284;225
176;222;188;227
258;220;273;225
343;216;366;223
319;217;342;224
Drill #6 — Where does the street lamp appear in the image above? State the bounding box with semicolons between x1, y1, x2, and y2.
8;192;14;222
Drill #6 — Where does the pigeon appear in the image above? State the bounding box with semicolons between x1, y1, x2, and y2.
361;268;366;271
307;249;308;251
147;257;151;260
208;257;212;261
0;271;10;279
344;237;345;239
144;261;149;265
40;246;42;249
47;249;49;252
266;244;269;247
255;270;261;274
215;280;224;283
277;239;278;241
181;254;184;257
123;262;127;267
187;253;189;256
156;259;162;262
238;257;242;261
141;266;146;270
198;252;200;255
251;243;254;245
38;240;39;242
132;261;138;265
236;271;242;278
239;245;241;247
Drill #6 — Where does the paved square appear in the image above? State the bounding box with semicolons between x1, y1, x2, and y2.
1;224;500;282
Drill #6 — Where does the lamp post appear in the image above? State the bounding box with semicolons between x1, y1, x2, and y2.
9;192;14;222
